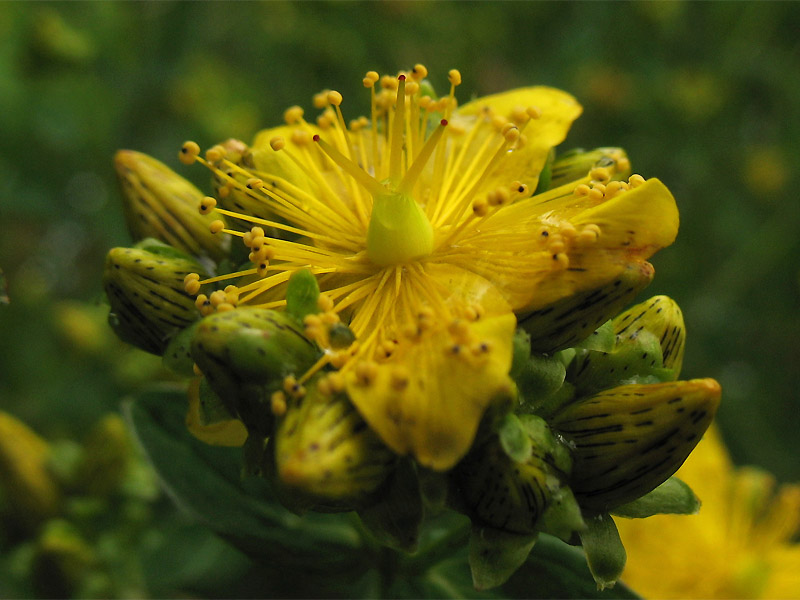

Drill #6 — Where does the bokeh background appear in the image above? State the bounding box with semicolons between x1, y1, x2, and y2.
1;1;799;597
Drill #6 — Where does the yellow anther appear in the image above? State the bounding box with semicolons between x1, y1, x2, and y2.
270;137;286;151
256;262;269;277
629;174;646;188
615;156;631;173
379;339;396;359
510;106;529;125
329;350;349;369
578;224;602;245
349;119;362;131
560;222;578;239
526;106;542;120
574;183;591;197
271;391;287;417
411;64;428;80
317;113;333;129
448;69;462;86
327;90;343;106
283;105;304;124
327;371;346;393
246;178;263;189
553;252;570;269
224;285;239;304
209;290;227;307
194;294;210;311
536;226;550;239
184;272;200;285
390;367;410;391
250;226;265;238
363;77;375;88
487;187;511;206
516;134;528;149
366;70;380;83
605;180;628;199
405;81;420;96
471;340;492;356
205;145;226;163
179;141;200;165
291;129;311;146
447;318;471;344
249;235;266;250
503;126;520;144
380;75;398;90
590;166;612;183
317;294;334;312
514;182;529;196
216;302;235;313
321;311;339;326
417;306;435;322
217;184;231;198
355;361;379;386
472;198;489;217
548;240;566;254
493;115;510;131
210;220;225;234
313;91;329;109
199;196;217;215
304;314;322;329
418;96;432;110
185;279;201;295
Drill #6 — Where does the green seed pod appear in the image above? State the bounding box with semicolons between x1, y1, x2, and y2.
103;246;204;355
452;414;568;534
114;150;229;261
519;261;654;354
190;308;322;435
551;378;721;513
274;379;396;510
548;147;631;190
613;295;686;377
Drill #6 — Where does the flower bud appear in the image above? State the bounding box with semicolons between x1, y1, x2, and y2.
274;378;396;510
613;295;686;377
519;261;654;354
548;147;631;190
103;245;204;355
190;308;322;435
551;378;721;512
114;150;229;261
452;414;570;534
0;411;60;527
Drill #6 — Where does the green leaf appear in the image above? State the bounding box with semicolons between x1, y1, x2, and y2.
578;513;627;591
502;534;640;599
122;385;365;575
469;525;538;590
611;476;700;519
285;268;320;324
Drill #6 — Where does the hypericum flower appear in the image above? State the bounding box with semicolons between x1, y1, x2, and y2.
177;65;679;471
617;426;800;599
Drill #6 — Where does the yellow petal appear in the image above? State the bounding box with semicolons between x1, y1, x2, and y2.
456;87;583;196
346;309;516;471
185;379;248;447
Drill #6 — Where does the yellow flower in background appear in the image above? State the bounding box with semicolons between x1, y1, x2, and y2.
178;65;680;470
617;425;800;599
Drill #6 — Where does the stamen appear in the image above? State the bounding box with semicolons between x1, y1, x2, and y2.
389;75;406;184
398;119;448;195
312;134;386;197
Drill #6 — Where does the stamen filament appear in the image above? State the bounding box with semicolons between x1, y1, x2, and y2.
389;75;406;184
313;135;386;197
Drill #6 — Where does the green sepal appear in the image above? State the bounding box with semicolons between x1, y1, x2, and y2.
357;459;423;553
498;413;532;463
539;485;586;542
469;525;538;590
611;476;700;519
527;380;576;420
197;377;238;426
519;414;573;475
510;329;532;379
162;321;201;377
515;353;567;413
285;269;320;324
133;237;196;261
578;513;626;590
548;147;631;190
574;321;615;352
533;148;555;195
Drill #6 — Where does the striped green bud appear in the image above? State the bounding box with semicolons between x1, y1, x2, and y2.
613;295;686;377
452;414;569;534
519;261;654;354
548;147;631;190
551;378;721;512
274;378;396;510
190;308;321;435
114;150;229;261
103;245;204;355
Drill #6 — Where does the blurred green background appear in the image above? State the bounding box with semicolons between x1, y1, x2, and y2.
1;1;799;597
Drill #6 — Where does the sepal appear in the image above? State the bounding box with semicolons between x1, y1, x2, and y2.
578;513;626;590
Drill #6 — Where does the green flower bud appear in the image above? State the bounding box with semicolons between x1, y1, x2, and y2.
103;246;204;355
274;378;396;510
190;308;322;435
114;150;229;261
519;261;654;354
613;295;686;377
551;378;721;512
548;147;631;190
452;414;569;534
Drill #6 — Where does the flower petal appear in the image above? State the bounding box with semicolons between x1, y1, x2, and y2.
346;309;516;471
456;87;583;196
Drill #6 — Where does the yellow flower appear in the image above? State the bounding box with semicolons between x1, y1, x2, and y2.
179;65;679;471
617;425;800;599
